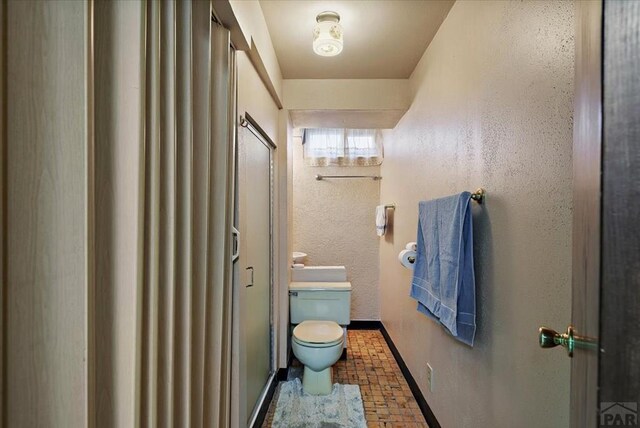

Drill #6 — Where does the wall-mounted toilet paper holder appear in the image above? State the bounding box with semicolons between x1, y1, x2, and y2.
398;244;417;269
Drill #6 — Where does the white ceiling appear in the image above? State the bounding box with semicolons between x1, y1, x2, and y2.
259;0;455;79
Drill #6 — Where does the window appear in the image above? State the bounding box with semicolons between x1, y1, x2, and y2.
302;128;383;166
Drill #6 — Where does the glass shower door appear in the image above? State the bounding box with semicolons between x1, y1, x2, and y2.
237;119;273;425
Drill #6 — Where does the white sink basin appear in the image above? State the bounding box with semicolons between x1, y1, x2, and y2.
292;252;307;263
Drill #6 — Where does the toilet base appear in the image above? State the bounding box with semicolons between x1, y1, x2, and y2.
302;365;333;395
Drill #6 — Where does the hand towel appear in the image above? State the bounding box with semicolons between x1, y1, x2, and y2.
409;192;476;346
375;205;387;237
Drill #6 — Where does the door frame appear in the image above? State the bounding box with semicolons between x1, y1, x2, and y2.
572;1;640;426
571;1;602;426
598;0;640;420
240;112;277;380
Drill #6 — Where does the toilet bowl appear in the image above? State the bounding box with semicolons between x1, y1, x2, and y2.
291;320;344;395
289;276;351;395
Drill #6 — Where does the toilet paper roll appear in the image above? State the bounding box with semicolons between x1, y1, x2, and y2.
292;263;305;269
405;242;417;251
398;249;416;270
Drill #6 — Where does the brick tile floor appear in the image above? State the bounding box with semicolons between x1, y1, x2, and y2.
262;329;428;428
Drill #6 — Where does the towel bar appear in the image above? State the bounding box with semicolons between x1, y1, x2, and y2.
383;188;482;212
400;190;484;269
470;188;485;204
315;174;382;181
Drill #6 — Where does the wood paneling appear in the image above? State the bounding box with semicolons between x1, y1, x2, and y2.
571;1;602;427
600;0;640;405
5;1;89;425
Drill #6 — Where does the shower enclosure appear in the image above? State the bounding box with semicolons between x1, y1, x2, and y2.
234;115;276;427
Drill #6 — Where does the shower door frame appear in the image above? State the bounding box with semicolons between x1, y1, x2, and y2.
233;112;277;428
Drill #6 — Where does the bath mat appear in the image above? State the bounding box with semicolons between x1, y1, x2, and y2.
271;378;367;428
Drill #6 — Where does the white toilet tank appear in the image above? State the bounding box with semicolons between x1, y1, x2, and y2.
289;282;351;325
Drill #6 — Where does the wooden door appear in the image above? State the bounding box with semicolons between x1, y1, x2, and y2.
569;1;640;426
599;0;640;421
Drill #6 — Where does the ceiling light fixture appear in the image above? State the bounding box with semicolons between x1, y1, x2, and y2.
313;11;343;57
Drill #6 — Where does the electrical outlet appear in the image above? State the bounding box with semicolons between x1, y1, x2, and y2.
426;363;434;392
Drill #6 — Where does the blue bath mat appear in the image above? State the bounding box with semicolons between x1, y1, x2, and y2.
271;378;367;428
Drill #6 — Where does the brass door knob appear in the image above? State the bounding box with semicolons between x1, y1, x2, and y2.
538;325;597;358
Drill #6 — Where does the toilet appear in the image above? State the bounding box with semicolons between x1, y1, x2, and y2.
289;278;351;395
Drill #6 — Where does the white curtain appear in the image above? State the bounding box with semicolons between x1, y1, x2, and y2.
303;128;383;166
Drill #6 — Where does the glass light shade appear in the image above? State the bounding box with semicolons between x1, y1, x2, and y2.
313;12;343;57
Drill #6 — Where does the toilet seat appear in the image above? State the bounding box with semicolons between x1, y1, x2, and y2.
293;320;344;348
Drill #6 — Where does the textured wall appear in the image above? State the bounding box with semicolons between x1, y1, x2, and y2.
292;134;380;320
379;1;574;427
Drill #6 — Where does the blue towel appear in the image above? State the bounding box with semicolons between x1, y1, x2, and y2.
409;192;476;346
